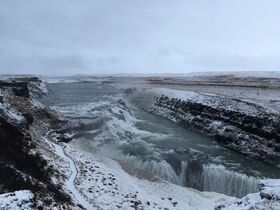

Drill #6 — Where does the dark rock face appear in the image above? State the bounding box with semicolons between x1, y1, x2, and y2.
56;133;72;143
164;148;209;190
0;81;30;98
0;79;71;207
13;84;30;98
12;77;41;83
0;115;70;204
151;95;280;165
185;160;204;190
22;112;34;125
0;77;45;99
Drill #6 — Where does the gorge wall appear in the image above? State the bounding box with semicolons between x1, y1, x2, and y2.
147;89;280;166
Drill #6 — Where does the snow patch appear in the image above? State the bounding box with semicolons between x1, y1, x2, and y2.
0;102;25;123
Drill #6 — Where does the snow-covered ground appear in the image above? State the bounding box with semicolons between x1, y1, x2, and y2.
65;143;229;210
0;190;35;210
44;132;95;210
148;87;265;116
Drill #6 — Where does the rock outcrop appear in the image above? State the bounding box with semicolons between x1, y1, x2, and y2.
0;81;30;98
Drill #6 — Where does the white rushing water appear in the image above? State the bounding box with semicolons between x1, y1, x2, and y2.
121;155;184;185
201;164;260;198
115;158;260;198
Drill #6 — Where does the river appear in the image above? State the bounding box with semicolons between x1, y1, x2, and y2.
43;81;280;198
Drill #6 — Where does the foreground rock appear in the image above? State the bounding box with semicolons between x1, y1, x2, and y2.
216;179;280;210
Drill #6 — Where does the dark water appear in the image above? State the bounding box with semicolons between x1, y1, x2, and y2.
43;82;280;197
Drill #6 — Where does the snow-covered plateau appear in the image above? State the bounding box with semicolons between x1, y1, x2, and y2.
0;75;279;210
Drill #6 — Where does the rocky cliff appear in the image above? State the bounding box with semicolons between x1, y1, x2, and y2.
146;88;280;166
0;77;73;209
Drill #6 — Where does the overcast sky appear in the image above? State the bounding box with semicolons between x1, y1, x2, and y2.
0;0;280;75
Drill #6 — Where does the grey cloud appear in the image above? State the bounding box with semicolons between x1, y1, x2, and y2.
0;54;88;75
0;0;280;75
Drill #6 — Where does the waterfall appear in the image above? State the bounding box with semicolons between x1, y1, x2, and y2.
118;157;260;198
122;159;260;198
201;164;260;197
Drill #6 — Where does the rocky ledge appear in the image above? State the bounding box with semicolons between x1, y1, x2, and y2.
146;88;280;166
